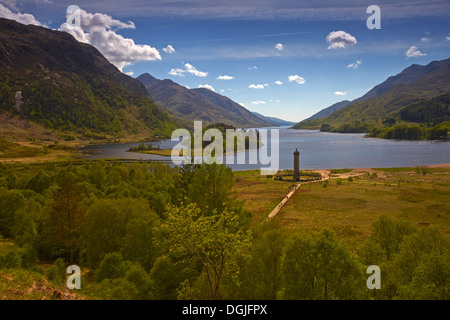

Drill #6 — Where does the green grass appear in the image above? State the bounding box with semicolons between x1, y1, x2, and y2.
330;168;352;174
0;139;44;158
234;168;450;251
233;170;301;225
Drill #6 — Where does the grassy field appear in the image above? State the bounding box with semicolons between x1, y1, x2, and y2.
234;166;450;251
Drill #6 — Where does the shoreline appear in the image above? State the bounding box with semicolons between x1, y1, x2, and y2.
1;154;450;173
428;163;450;168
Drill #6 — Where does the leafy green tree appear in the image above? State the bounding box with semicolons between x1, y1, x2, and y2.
0;189;27;237
124;263;153;300
149;255;187;300
281;229;365;300
392;227;450;300
189;163;234;216
95;278;139;300
368;216;416;261
162;204;250;300
47;172;85;263
233;220;287;299
82;198;153;267
178;163;251;228
25;170;52;194
174;162;200;205
95;252;131;283
122;212;160;270
12;199;41;247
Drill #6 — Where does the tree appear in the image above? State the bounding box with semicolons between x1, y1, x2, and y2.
122;212;160;270
233;220;287;299
149;255;187;300
366;216;416;261
392;227;450;300
174;162;200;205
124;263;153;300
95;252;131;283
47;172;85;263
162;204;250;300
83;198;152;267
190;163;234;215
181;163;251;228
281;229;365;300
0;189;27;238
12;199;41;247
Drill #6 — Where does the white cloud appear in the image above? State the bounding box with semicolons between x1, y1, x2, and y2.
163;45;176;54
125;71;134;76
168;68;185;77
347;59;362;69
446;35;450;41
405;45;426;58
248;66;258;70
252;101;266;105
249;84;266;89
168;63;208;77
288;75;305;85
275;43;285;51
198;84;215;92
0;3;43;26
274;80;283;85
239;102;245;107
420;37;431;42
334;91;347;96
59;8;161;71
217;75;235;80
184;63;208;77
326;30;357;49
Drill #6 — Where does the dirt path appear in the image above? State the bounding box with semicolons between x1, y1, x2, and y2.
267;171;330;219
266;168;387;219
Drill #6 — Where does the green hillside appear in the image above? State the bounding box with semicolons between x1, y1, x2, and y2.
0;18;178;141
293;58;450;139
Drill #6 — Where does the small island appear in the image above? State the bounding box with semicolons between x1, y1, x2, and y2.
127;123;262;157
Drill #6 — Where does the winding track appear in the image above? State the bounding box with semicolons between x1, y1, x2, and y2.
267;172;330;219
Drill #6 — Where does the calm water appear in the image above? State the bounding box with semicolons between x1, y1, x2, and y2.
79;127;450;170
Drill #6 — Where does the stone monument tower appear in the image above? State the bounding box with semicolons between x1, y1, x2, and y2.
294;148;300;181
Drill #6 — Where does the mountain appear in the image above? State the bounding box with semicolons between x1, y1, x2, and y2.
303;100;352;122
137;73;272;128
293;58;450;131
0;18;177;140
250;112;296;126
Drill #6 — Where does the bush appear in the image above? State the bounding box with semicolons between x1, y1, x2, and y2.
124;264;152;299
46;258;66;285
0;248;22;269
95;252;131;283
95;278;139;300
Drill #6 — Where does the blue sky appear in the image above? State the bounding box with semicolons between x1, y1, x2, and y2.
1;0;449;122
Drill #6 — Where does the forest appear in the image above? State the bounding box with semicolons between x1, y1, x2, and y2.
0;160;448;300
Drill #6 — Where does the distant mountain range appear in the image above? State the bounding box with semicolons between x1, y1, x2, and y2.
137;73;272;128
294;58;450;132
251;112;296;126
0;18;277;145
